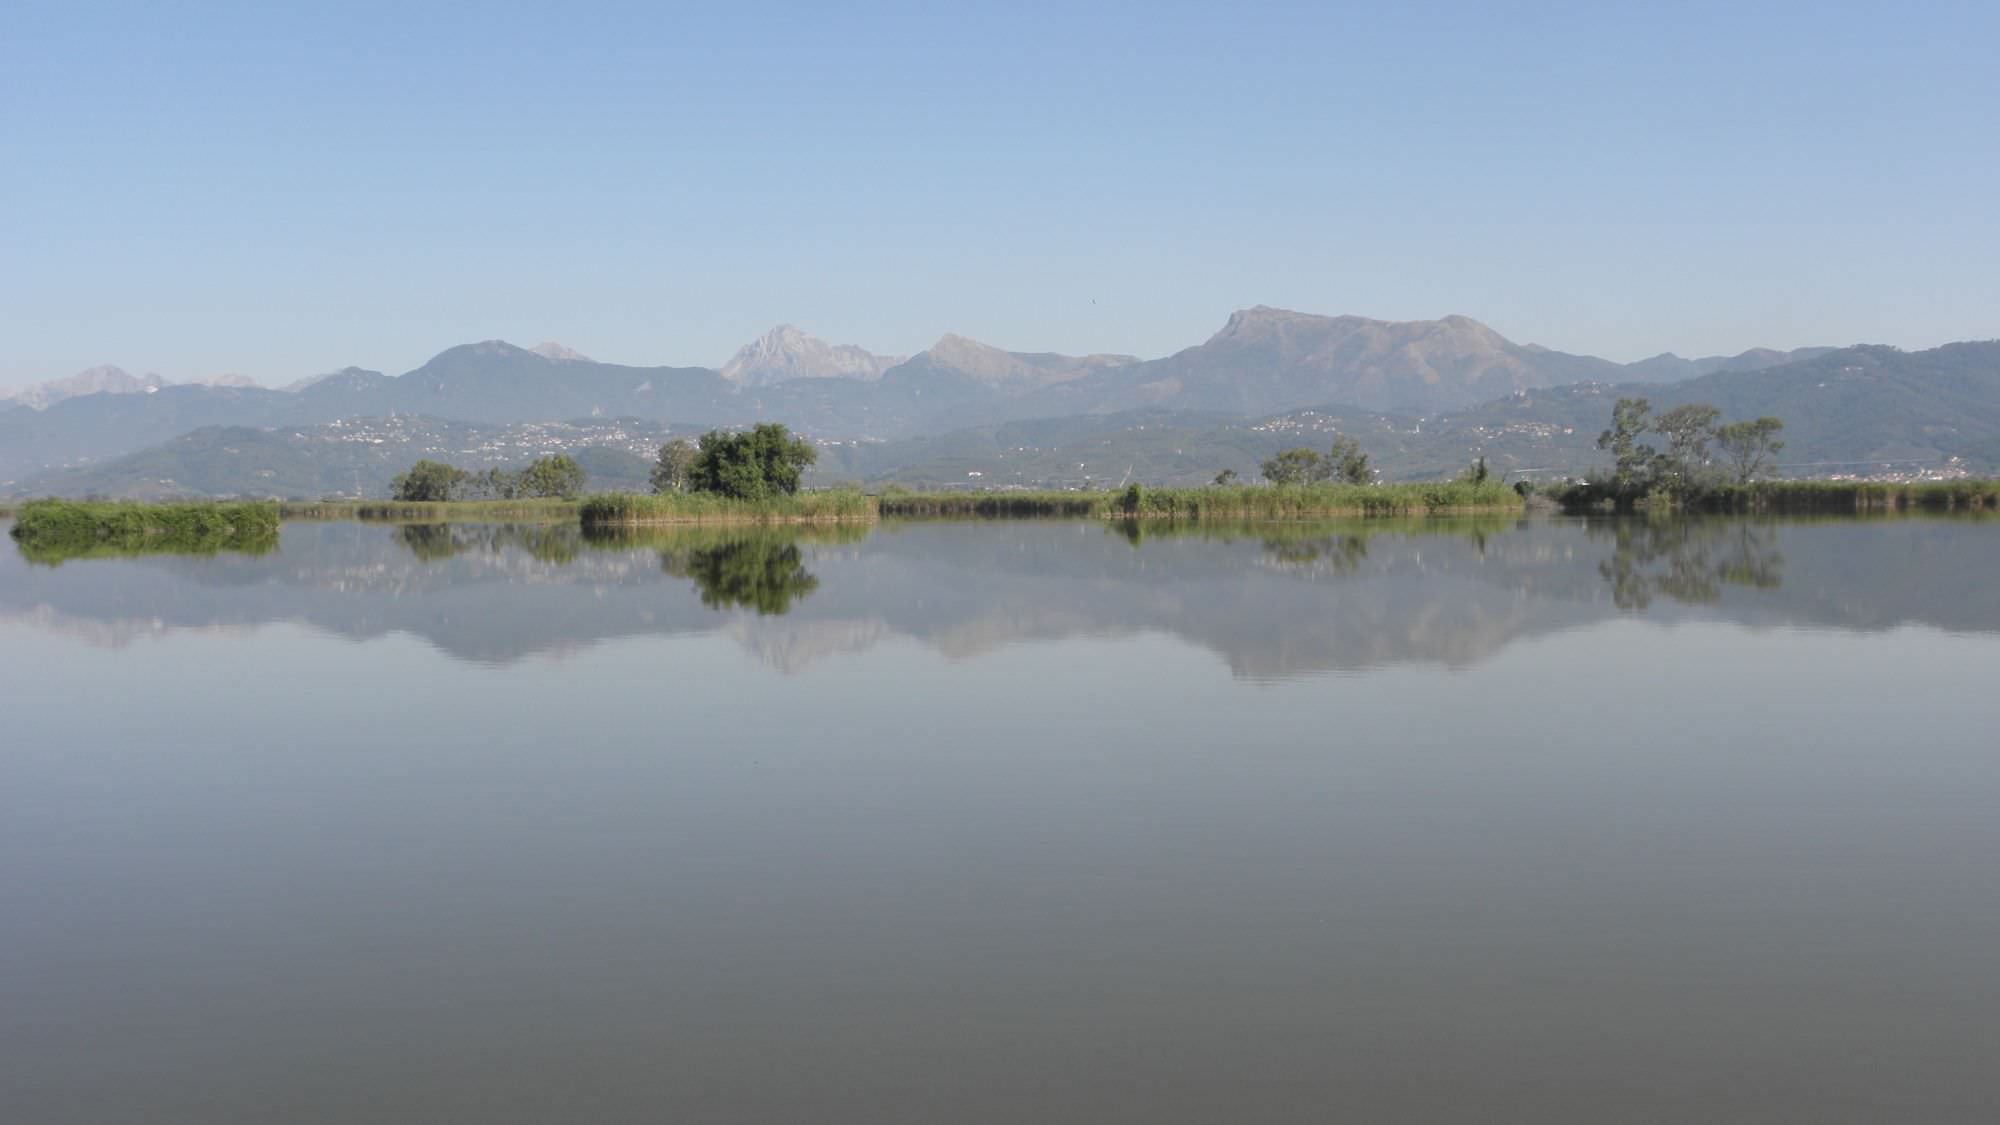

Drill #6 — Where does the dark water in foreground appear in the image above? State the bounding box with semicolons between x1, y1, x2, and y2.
3;515;1998;1124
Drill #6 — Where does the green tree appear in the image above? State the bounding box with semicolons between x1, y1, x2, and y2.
390;459;468;502
1260;447;1324;485
1715;416;1786;484
1652;403;1722;492
1458;456;1490;484
650;438;696;493
1212;468;1238;486
515;454;587;498
469;466;519;499
1329;435;1372;485
1596;397;1660;497
688;423;818;499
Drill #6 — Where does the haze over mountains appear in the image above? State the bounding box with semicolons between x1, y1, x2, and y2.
4;307;1995;497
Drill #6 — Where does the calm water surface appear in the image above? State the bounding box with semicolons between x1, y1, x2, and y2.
3;516;1998;1123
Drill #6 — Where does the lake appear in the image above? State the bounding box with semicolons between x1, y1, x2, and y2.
4;515;1998;1123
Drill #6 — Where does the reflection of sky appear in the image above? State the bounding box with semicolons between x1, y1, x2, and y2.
5;609;1999;1123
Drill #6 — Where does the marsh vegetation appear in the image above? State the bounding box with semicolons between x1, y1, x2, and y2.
880;480;1523;519
580;489;877;525
281;498;583;522
8;500;280;565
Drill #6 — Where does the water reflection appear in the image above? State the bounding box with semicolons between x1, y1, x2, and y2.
663;538;818;614
1593;518;1784;609
11;522;279;567
395;522;582;564
5;515;1999;676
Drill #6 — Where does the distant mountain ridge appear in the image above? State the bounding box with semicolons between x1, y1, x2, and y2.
21;341;2000;498
893;333;1139;389
0;309;1911;486
3;365;168;409
11;417;668;500
1625;346;1839;381
1012;307;1622;417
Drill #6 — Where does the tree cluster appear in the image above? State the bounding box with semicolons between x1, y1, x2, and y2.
1259;435;1373;486
390;454;587;502
652;423;818;500
1596;397;1785;502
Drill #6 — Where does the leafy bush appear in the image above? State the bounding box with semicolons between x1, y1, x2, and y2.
688;423;818;500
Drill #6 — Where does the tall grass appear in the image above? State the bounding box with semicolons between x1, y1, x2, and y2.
9;499;280;565
878;481;1525;519
1550;478;2000;514
579;489;877;525
875;490;1105;518
278;498;582;522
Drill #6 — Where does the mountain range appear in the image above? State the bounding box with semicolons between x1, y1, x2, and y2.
4;308;1994;497
2;365;171;410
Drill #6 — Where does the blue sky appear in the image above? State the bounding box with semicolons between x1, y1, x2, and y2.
2;1;1994;388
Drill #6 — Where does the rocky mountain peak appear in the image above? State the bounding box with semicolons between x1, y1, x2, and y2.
197;373;261;389
720;325;902;386
5;364;169;409
530;341;591;362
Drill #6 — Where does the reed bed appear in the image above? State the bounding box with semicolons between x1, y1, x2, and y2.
879;481;1525;520
578;489;877;526
278;498;583;522
8;499;280;564
875;490;1105;518
1551;478;2000;514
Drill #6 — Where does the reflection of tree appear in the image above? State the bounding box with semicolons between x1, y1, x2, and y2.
1263;533;1370;574
659;538;819;615
394;523;581;564
1594;518;1784;609
395;523;459;561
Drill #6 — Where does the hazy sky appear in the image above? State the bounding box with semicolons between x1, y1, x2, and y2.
3;1;1994;389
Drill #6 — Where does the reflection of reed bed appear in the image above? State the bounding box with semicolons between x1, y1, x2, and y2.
579;522;873;551
880;481;1526;519
1108;513;1527;545
279;499;582;522
9;499;280;565
1701;480;2000;513
579;490;877;525
393;522;585;563
579;524;845;615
